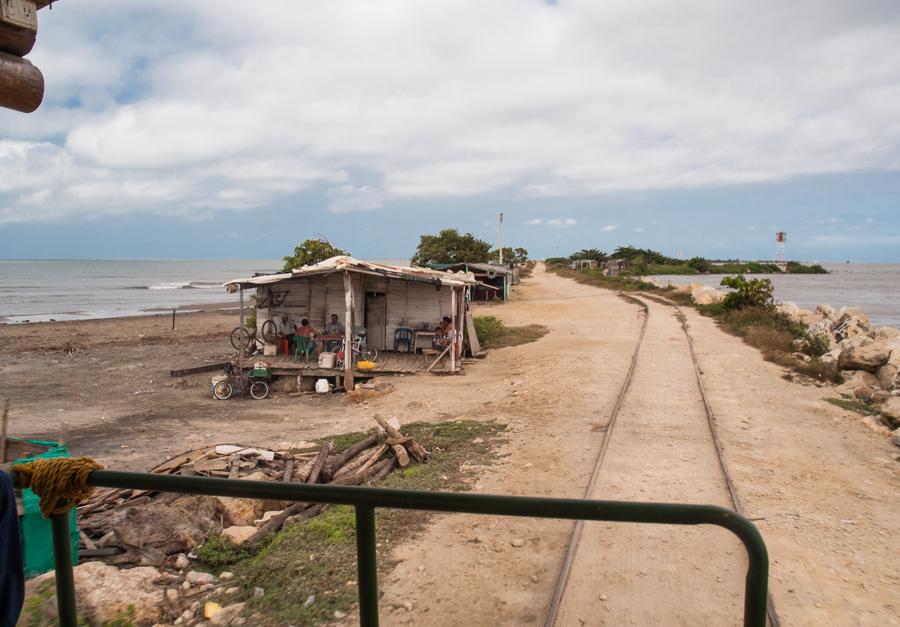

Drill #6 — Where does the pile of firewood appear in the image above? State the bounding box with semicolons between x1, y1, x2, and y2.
77;415;427;566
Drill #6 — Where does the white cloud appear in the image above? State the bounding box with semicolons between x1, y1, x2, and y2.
525;218;543;225
600;224;618;232
3;0;900;223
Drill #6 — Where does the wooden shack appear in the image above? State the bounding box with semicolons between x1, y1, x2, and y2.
426;262;513;301
225;257;477;387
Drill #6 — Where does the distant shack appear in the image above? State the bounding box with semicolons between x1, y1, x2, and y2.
425;262;513;301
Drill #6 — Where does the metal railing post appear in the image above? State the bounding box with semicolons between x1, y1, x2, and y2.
50;512;77;627
355;505;379;627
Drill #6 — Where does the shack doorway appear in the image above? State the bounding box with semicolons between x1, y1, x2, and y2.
365;292;387;350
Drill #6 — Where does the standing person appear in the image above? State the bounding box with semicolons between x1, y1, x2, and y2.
323;313;345;351
277;313;294;355
0;470;24;626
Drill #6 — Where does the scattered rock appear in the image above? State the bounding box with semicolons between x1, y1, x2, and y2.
221;526;258;545
253;587;265;597
836;370;881;398
69;562;165;624
204;601;223;619
166;588;180;605
304;595;316;607
815;304;839;321
880;397;900;429
186;571;216;586
834;313;873;343
820;348;841;366
174;553;191;570
876;363;899;392
691;285;725;306
209;602;245;626
510;539;526;548
861;415;891;436
891;429;900;448
219;571;235;581
839;342;892;372
334;610;349;619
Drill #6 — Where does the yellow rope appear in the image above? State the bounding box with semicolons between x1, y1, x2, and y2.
13;457;103;517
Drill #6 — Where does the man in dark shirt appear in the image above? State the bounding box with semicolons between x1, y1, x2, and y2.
0;470;24;626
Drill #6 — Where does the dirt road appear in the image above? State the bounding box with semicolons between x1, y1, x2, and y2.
3;264;898;625
378;266;899;627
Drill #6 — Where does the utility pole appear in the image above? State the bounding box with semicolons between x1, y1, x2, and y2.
498;212;504;265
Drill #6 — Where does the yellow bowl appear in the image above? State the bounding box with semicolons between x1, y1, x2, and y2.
357;360;377;370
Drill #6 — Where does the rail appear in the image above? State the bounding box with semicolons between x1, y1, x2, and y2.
24;469;771;627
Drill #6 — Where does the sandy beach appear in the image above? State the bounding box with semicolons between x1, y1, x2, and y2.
3;265;898;625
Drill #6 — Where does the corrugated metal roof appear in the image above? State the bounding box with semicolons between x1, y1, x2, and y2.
426;262;513;275
225;256;477;289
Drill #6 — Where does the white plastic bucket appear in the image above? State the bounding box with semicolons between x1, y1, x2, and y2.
315;378;331;394
319;352;335;368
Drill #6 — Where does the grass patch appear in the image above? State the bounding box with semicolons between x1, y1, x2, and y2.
824;397;879;416
197;420;506;626
474;316;548;349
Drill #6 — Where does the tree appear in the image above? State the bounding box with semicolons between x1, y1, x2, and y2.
490;246;529;266
282;239;349;271
411;229;493;265
570;248;608;262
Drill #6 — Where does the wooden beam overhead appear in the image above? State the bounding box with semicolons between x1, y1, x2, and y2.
0;50;43;112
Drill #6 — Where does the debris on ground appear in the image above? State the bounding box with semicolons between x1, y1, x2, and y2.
57;415;429;624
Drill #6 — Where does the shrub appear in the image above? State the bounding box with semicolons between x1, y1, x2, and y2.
802;332;831;358
719;275;775;310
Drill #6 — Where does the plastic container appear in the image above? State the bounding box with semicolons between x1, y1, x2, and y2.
315;378;331;394
252;367;270;378
319;352;335;368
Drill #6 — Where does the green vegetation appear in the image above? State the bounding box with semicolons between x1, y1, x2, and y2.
195;421;507;626
549;245;828;275
282;238;349;272
824;397;879;416
490;246;529;265
473;316;549;349
411;228;493;265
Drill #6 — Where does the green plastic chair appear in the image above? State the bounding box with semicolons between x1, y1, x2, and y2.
293;335;318;365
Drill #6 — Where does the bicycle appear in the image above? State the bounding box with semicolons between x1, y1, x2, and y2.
213;363;270;400
335;333;377;368
230;318;278;352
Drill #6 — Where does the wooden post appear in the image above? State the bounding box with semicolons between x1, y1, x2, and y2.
1;397;9;464
0;50;42;113
342;271;354;391
238;287;245;370
450;287;457;372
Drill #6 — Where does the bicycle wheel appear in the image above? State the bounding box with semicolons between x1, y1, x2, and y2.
361;346;378;361
261;319;278;343
230;327;253;351
250;380;269;400
213;381;234;400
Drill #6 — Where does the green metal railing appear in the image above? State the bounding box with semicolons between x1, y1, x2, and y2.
31;470;770;627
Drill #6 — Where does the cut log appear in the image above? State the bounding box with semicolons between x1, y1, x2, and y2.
371;457;398;482
282;459;294;482
391;444;410;468
283;503;326;529
0;20;36;57
306;442;333;484
329;457;395;486
372;415;428;462
323;432;379;477
295;457;316;482
1;51;43;112
351;443;388;477
246;502;315;544
332;446;377;480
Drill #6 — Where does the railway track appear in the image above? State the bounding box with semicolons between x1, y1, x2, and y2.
544;294;781;627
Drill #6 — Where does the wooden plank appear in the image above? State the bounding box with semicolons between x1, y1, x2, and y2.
342;270;354;391
169;361;230;377
465;311;481;355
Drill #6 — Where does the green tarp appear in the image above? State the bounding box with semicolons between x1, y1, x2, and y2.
11;439;79;576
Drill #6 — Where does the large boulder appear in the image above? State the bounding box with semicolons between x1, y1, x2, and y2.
881;397;900;429
838;342;892;372
833;312;874;343
820;348;842;367
876;363;899;391
838;307;871;326
216;471;270;526
815;304;839;320
836;370;881;398
74;562;165;624
777;301;806;323
875;326;900;341
808;318;834;339
691;285;725;306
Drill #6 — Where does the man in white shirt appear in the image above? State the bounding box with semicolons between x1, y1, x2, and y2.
323;314;344;351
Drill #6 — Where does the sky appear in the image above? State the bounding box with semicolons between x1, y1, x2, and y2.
1;0;899;262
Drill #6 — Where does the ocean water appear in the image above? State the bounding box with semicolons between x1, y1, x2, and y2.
655;263;900;328
2;260;900;327
0;259;281;323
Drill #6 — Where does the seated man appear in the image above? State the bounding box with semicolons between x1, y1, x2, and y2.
277;313;294;354
432;316;456;349
296;318;319;338
323;313;345;351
